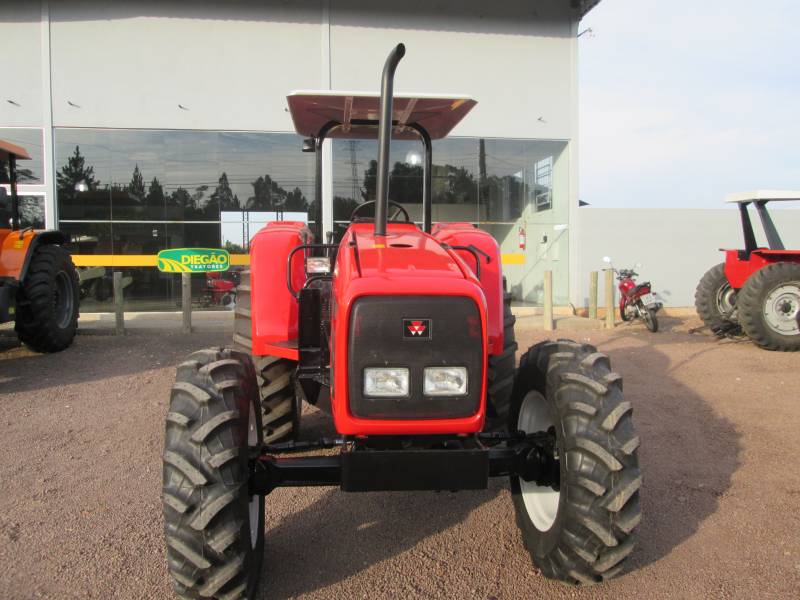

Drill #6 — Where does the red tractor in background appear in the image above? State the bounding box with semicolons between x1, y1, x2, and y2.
695;191;800;351
162;45;641;600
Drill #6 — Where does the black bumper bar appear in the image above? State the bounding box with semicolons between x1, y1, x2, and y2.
250;439;557;495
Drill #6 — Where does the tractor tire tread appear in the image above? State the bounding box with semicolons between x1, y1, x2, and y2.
14;244;79;353
737;261;800;351
509;339;641;585
162;347;262;600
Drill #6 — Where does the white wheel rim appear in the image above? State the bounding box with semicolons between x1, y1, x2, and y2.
763;283;800;335
517;391;560;532
248;402;260;549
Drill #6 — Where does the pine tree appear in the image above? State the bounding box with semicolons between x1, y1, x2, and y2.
56;145;99;200
128;165;146;199
145;177;165;218
210;172;239;214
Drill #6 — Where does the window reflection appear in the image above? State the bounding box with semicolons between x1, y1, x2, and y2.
0;128;44;184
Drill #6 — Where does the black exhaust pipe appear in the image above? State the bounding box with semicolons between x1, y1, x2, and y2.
374;43;405;237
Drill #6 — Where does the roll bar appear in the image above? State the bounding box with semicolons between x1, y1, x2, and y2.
374;43;406;237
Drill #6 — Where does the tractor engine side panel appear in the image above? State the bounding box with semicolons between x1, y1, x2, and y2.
249;222;311;355
431;222;503;355
724;249;800;288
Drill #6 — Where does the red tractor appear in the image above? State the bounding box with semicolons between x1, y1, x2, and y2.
162;45;641;599
695;191;800;351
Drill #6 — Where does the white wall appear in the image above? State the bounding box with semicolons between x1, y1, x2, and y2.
578;207;800;307
36;0;575;140
0;3;43;127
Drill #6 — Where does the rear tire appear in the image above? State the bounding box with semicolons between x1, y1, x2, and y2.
15;244;79;353
485;280;518;431
509;340;641;584
641;305;658;332
162;347;264;600
737;262;800;351
695;263;739;336
233;270;300;442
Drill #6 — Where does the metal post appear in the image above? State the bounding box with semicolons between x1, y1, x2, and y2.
182;272;192;334
589;271;598;320
113;271;124;335
605;269;615;329
543;270;554;331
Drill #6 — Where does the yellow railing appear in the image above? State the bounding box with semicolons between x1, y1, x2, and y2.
71;253;526;267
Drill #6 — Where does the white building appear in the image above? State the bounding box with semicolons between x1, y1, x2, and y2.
1;0;600;310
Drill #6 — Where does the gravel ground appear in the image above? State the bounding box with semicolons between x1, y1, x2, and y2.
1;317;799;600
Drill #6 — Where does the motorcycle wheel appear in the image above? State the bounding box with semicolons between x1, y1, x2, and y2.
620;301;633;322
641;305;659;332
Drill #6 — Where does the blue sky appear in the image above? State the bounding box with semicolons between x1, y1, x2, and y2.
579;0;800;208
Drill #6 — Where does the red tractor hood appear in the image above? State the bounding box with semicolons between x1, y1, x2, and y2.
342;223;467;280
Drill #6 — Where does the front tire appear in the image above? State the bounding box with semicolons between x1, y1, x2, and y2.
15;244;79;353
162;347;264;600
509;340;641;584
695;263;739;336
737;262;800;351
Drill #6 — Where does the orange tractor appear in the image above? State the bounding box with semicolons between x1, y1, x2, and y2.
0;139;79;352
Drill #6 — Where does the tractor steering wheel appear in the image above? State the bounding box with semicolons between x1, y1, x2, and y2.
350;200;411;224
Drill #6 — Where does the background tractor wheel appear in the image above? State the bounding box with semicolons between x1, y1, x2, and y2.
484;279;518;431
162;347;264;600
509;340;641;585
15;244;79;353
695;263;740;336
233;270;300;442
737;262;800;351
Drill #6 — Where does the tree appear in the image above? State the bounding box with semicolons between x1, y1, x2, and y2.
145;177;165;218
210;172;239;216
361;159;423;204
127;164;146;199
56;145;99;200
284;187;308;212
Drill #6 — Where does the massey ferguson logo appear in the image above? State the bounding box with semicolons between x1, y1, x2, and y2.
403;318;431;339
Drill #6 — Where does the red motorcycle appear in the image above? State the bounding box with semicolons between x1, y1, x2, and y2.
604;257;661;332
203;270;241;308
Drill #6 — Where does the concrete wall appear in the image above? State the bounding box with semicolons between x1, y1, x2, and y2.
8;0;577;139
578;207;800;308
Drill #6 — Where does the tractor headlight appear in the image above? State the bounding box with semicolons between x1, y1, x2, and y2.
363;367;410;397
423;367;468;397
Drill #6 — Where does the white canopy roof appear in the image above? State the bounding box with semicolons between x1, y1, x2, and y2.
725;190;800;204
286;91;477;140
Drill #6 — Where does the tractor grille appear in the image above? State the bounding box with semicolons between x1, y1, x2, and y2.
347;295;483;419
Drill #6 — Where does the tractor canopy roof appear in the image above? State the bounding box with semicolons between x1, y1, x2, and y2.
725;190;800;204
287;91;476;140
0;139;31;161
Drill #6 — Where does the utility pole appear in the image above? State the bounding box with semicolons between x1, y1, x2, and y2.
347;141;361;201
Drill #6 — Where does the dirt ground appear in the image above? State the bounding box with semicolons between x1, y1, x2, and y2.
1;317;799;600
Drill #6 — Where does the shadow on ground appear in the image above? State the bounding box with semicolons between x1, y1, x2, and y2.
0;331;228;394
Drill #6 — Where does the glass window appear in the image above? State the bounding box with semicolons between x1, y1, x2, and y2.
55;129;314;224
0;128;44;184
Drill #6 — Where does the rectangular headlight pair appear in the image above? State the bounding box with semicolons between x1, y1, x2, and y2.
363;367;468;398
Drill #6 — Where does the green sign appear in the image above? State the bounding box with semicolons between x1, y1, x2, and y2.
157;248;230;273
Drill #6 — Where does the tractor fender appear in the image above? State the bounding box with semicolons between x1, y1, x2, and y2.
249;221;313;355
20;230;71;282
0;229;70;283
431;222;504;355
